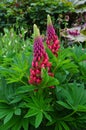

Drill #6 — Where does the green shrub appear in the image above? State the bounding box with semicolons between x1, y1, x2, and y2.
0;0;74;34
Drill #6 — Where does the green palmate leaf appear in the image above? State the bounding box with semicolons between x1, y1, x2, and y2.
68;83;86;108
41;68;49;86
24;109;38;118
79;61;86;76
16;85;35;94
25;102;39;110
46;119;56;126
0;117;15;130
46;47;58;63
10;96;22;104
43;112;52;122
62;62;78;73
24;95;53;128
0;77;15;102
31;96;41;108
58;124;63;130
0;115;29;130
61;121;70;130
22;119;29;130
55;72;68;83
35;112;43;128
58;59;71;68
57;82;86;111
79;54;86;62
2;53;29;84
78;114;86;120
57;101;71;109
41;68;59;87
71;45;86;62
4;112;13;124
0;103;11;109
55;124;62;130
14;108;21;115
77;105;86;112
0;107;12;119
12;121;22;130
24;97;40;109
58;48;72;61
74;85;86;105
63;117;74;122
0;100;7;103
47;76;59;87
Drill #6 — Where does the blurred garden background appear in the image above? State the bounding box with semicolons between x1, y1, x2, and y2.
0;0;86;130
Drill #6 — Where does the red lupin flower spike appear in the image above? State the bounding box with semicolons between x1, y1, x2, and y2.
29;24;52;85
46;15;60;56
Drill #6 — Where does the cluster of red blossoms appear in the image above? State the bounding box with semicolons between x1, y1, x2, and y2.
29;24;52;85
29;15;60;85
46;15;60;56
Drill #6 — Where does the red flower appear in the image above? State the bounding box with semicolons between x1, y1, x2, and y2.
46;15;60;56
29;24;52;85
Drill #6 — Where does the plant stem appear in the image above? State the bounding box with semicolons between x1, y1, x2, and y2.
20;80;28;86
60;110;76;120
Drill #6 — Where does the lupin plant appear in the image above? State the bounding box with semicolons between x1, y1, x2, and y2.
46;15;60;56
29;24;52;85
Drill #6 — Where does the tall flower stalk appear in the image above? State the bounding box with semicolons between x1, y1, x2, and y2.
46;15;60;56
29;24;52;85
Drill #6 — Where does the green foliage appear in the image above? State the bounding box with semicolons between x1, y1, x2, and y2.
0;27;86;130
0;0;74;33
24;95;52;128
71;0;86;13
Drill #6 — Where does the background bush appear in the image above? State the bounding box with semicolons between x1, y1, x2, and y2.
0;0;74;35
